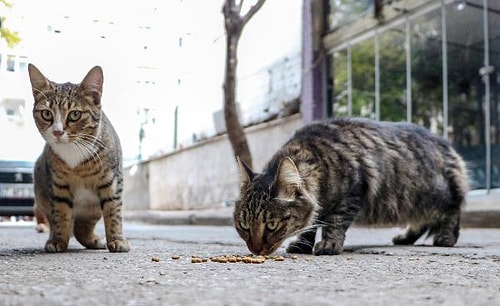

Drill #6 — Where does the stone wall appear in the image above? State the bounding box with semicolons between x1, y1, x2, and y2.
123;114;303;211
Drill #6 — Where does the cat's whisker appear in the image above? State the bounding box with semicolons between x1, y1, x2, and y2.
78;133;105;148
67;133;101;166
292;239;314;249
75;138;104;168
288;224;321;239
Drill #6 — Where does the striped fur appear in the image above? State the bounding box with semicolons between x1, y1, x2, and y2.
28;64;130;253
234;118;469;255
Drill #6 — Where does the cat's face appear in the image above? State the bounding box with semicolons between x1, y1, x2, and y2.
234;158;318;255
28;64;103;147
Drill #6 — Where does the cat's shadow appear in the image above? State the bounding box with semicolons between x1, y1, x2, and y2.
271;243;480;258
0;247;110;256
343;243;482;254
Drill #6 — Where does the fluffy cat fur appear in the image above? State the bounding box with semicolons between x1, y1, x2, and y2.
28;64;130;253
234;118;468;255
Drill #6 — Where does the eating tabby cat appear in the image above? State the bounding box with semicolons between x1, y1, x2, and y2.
234;118;468;255
28;64;130;253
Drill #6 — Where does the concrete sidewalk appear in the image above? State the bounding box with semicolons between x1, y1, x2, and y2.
123;193;500;228
123;206;235;226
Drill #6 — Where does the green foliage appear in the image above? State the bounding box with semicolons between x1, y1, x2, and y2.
0;0;21;48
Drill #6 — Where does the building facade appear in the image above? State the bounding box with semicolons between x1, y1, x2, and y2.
305;0;499;192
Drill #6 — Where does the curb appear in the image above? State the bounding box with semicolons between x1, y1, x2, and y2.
124;206;500;228
124;208;234;226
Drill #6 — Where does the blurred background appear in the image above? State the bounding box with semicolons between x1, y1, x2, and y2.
1;0;499;214
0;0;302;163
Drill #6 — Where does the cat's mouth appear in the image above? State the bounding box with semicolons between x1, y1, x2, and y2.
49;134;69;144
247;240;283;256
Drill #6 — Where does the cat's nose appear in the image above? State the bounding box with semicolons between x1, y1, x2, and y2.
248;243;271;256
53;130;64;138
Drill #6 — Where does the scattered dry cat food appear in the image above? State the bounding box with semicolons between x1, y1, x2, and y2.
191;255;209;263
273;256;285;261
164;254;297;264
151;256;160;262
191;257;204;263
190;254;292;264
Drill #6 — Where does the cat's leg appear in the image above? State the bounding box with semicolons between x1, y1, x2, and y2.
45;203;72;253
286;228;317;254
430;208;461;247
313;196;363;255
34;203;49;233
102;201;130;252
392;224;429;245
313;214;354;255
74;217;106;249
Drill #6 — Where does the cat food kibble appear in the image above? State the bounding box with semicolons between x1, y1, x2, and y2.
191;257;204;263
151;256;160;262
185;254;295;264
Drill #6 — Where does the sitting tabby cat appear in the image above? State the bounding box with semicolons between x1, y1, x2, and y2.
234;118;468;255
28;64;130;253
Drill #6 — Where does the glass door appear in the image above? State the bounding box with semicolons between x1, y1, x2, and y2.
486;0;500;190
445;0;500;191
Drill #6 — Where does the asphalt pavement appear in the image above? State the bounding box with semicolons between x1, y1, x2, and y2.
0;222;499;306
1;194;499;306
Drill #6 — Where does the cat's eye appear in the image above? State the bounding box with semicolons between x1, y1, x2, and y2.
41;110;53;121
68;110;81;122
239;220;250;230
266;220;279;231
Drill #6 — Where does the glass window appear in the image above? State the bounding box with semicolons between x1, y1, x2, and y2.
446;2;486;190
410;9;443;135
328;0;374;31
488;2;500;188
331;49;349;117
7;55;15;72
379;26;407;122
351;38;375;118
325;0;499;192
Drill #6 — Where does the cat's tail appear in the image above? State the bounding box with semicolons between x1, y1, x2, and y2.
445;148;469;208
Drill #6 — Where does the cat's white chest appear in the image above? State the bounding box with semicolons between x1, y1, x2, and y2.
51;143;92;168
72;188;101;217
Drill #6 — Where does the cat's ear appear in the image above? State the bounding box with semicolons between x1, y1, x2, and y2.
276;157;302;200
80;66;103;105
237;157;254;189
28;64;50;92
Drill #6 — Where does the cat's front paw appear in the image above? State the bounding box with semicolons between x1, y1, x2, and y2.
392;234;413;245
286;241;313;254
433;235;457;247
107;239;130;252
313;240;343;255
45;239;68;253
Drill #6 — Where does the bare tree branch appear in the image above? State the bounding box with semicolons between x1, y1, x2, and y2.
237;0;244;14
241;0;266;26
